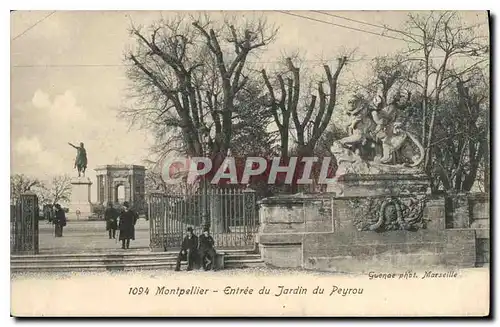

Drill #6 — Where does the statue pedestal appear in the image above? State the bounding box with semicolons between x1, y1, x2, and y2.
67;177;93;220
330;173;431;197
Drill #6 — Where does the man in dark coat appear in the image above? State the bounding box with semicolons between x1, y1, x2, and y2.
198;227;217;271
118;202;138;249
54;204;67;237
175;227;198;271
104;202;118;239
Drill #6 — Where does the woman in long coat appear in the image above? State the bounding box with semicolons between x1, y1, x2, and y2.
118;202;138;249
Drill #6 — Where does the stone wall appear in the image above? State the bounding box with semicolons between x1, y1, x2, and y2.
445;193;490;266
258;193;482;273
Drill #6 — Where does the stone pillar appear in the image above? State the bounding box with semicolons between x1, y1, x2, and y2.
149;193;166;252
96;176;100;203
130;171;135;206
103;174;110;205
68;177;93;220
445;193;470;228
98;176;104;204
112;182;118;203
126;176;131;203
209;189;224;233
109;175;114;204
257;196;309;268
12;192;39;255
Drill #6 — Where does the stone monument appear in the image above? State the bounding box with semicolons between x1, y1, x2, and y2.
67;176;93;220
328;92;429;196
67;141;92;220
94;165;146;214
257;92;478;272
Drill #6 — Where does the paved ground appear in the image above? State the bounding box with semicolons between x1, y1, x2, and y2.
38;219;151;254
37;219;256;254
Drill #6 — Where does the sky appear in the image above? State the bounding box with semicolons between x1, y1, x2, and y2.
10;10;488;202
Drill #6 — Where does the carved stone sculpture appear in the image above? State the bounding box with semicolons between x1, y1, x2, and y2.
350;196;428;232
331;93;425;175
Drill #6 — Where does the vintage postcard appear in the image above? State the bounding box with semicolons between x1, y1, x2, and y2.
10;10;490;317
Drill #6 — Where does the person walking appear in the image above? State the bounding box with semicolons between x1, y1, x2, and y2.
104;203;118;239
53;204;67;237
118;202;138;249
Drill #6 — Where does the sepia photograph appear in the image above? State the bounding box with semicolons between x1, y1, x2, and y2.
9;8;491;317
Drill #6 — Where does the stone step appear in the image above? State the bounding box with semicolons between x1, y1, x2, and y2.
11;256;263;266
11;259;266;272
11;251;263;272
11;258;176;265
225;259;266;268
11;261;188;272
11;252;175;260
11;249;257;261
11;253;177;260
223;254;261;261
226;258;265;266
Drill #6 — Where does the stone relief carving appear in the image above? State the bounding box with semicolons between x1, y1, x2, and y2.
110;171;132;179
350;196;428;232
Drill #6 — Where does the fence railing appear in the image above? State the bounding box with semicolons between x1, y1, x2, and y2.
11;192;39;255
149;187;258;251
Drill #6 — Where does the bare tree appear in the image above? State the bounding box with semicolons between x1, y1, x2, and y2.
432;67;489;192
386;11;489;173
122;14;278;167
193;16;278;155
38;175;72;206
261;56;348;158
10;174;44;203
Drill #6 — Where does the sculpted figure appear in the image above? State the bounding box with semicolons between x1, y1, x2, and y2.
68;142;87;177
336;92;424;168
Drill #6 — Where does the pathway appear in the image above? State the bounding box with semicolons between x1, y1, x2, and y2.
38;219;151;254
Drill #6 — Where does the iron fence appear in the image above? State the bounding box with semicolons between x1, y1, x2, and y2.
149;187;258;251
10;192;39;255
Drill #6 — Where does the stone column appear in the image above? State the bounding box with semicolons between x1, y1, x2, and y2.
130;170;135;206
109;174;114;204
112;182;118;203
103;174;110;205
100;176;105;204
95;176;100;203
125;179;131;203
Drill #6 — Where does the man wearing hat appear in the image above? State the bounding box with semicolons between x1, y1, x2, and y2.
118;201;138;249
53;203;67;237
104;202;119;239
198;227;217;271
175;227;198;271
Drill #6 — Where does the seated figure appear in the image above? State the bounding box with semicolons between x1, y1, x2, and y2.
198;228;217;271
175;227;199;271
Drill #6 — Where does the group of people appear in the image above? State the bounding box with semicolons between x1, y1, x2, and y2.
52;201;218;268
104;202;138;249
176;227;217;271
51;201;138;250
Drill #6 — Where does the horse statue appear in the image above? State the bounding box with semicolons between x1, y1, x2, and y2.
333;93;424;171
68;142;87;177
